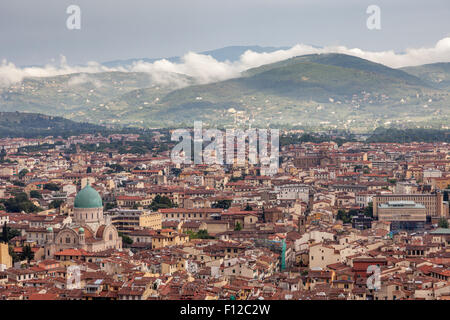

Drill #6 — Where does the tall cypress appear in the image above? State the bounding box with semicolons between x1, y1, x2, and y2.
1;222;8;243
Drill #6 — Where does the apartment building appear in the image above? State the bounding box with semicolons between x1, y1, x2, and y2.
107;208;161;234
159;208;222;221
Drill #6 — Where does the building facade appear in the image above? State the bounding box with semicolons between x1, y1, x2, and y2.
44;184;122;258
377;201;427;231
373;193;444;222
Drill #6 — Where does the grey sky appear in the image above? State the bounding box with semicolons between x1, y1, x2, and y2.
0;0;449;66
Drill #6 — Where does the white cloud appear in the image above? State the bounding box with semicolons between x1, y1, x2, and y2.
127;37;450;85
328;37;450;68
0;56;123;88
130;53;240;84
67;74;104;88
1;37;450;88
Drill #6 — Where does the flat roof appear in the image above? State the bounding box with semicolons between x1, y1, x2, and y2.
430;228;450;235
379;201;425;208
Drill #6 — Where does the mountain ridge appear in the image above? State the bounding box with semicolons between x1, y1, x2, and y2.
401;62;450;89
1;53;449;130
0;111;108;138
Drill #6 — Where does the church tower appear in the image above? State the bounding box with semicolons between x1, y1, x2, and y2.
298;215;307;234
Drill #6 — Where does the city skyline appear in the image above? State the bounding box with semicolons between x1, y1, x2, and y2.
0;1;449;305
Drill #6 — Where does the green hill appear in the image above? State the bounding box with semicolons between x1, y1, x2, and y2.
162;53;430;103
113;54;447;128
1;53;449;130
0;112;108;138
401;63;450;89
245;53;427;86
0;71;191;124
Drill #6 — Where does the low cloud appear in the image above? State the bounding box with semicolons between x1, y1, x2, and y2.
128;37;450;85
130;53;240;85
0;56;123;88
67;73;104;88
327;37;450;68
1;37;450;88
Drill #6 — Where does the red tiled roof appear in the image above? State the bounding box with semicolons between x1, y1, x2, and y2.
54;248;91;256
28;293;59;300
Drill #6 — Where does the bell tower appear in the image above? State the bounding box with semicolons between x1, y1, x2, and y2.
298;215;306;233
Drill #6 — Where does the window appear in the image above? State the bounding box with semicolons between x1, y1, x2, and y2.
66;237;71;244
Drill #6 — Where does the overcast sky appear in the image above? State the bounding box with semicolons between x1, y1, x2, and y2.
0;0;449;66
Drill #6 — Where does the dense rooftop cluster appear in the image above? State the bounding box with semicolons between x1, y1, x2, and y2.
0;132;449;300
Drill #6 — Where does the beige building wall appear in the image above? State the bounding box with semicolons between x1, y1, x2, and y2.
152;231;189;249
309;243;341;269
205;221;230;235
378;206;427;222
0;243;12;269
81;177;96;189
139;212;162;230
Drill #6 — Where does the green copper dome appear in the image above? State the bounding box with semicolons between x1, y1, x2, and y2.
74;184;103;209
